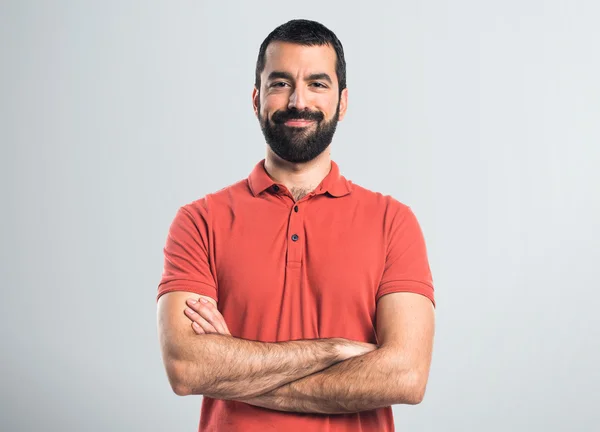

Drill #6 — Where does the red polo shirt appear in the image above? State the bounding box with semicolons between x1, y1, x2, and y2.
157;159;435;431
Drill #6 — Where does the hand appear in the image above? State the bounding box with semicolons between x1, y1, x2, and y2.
334;339;378;361
184;298;231;336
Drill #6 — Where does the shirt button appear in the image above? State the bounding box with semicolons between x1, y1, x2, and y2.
291;234;299;241
272;185;280;192
294;205;299;212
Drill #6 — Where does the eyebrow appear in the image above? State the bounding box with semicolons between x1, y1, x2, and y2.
307;73;333;84
267;71;333;84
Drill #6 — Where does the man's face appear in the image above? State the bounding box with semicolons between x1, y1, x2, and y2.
253;42;348;163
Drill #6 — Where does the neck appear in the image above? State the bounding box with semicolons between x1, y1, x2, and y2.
264;147;332;195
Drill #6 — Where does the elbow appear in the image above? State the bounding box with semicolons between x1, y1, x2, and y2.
171;376;192;397
165;359;193;396
172;383;191;397
398;371;428;405
404;384;426;405
164;357;244;400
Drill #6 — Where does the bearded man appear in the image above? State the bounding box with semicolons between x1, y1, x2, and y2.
157;19;436;432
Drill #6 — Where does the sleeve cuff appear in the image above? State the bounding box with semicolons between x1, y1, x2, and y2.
376;280;435;308
156;280;218;303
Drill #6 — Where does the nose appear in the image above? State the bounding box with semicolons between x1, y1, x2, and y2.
288;86;309;111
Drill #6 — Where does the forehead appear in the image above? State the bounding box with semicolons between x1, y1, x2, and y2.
262;41;337;78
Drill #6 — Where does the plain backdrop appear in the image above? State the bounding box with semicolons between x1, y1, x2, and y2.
2;1;599;431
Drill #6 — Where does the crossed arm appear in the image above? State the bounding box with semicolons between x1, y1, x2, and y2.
158;290;435;414
235;335;429;414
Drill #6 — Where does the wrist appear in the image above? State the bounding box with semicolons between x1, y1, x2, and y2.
329;338;351;362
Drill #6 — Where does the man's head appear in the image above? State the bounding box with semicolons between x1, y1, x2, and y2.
253;19;348;164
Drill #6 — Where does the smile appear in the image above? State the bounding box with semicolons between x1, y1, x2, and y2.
284;119;316;127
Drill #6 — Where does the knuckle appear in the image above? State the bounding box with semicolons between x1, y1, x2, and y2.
200;309;213;320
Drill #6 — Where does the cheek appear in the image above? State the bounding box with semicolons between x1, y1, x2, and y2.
316;95;338;116
262;95;288;116
320;104;338;120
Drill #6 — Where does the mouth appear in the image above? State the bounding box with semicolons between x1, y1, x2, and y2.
284;119;316;127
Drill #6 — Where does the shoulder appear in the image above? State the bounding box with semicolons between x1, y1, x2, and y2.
179;178;250;220
347;180;412;216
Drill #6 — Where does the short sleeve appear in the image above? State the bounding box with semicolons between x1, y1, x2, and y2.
376;203;435;307
156;204;218;303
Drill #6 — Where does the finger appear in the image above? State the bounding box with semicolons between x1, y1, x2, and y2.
200;306;229;335
221;319;231;336
184;307;219;334
191;321;205;335
185;300;222;333
222;322;231;336
188;300;230;336
202;304;230;335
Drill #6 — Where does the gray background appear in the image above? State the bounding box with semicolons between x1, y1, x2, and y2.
2;1;599;431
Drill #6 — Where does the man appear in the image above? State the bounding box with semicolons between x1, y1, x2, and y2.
157;19;435;432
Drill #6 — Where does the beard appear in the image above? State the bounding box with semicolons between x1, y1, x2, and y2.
258;101;340;164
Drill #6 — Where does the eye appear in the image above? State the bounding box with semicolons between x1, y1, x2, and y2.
270;81;289;88
310;82;328;88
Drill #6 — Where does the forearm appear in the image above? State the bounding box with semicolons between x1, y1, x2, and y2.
237;345;423;414
170;334;342;399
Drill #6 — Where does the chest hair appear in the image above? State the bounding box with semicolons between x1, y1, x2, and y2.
290;187;313;201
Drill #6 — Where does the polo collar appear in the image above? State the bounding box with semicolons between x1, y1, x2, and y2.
248;159;352;198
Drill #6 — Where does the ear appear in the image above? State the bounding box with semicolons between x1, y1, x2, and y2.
252;87;259;118
338;87;348;121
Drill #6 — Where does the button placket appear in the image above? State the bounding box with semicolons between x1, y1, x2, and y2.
287;200;303;264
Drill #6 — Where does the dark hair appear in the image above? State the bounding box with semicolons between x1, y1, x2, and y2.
255;19;347;94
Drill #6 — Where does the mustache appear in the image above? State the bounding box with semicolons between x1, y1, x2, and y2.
271;108;324;124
